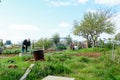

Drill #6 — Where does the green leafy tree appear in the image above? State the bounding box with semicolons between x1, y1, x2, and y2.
115;33;120;41
73;9;115;48
52;33;60;45
66;35;72;46
34;38;52;50
0;39;3;47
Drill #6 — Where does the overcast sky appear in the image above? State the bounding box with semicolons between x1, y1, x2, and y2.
0;0;120;43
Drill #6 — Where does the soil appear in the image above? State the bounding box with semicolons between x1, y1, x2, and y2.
44;50;64;53
69;52;101;58
0;54;18;58
0;52;101;59
8;64;18;68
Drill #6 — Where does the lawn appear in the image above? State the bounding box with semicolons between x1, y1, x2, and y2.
0;48;120;80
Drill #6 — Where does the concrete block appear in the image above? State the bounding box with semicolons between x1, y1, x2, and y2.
42;75;75;80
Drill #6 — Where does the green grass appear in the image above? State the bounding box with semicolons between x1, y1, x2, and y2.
0;47;120;80
0;56;32;80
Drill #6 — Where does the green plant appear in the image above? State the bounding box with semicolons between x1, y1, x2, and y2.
0;56;31;80
2;48;21;54
56;44;67;50
79;56;90;63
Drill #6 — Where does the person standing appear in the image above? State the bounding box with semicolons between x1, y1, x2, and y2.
26;38;31;52
22;39;31;53
70;42;74;50
22;39;28;53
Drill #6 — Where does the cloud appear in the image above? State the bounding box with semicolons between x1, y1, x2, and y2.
9;24;39;31
58;21;71;28
45;0;88;7
0;24;41;42
0;31;7;37
95;0;120;6
86;8;97;13
77;0;88;4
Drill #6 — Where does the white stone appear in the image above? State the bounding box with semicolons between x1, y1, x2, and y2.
19;53;23;57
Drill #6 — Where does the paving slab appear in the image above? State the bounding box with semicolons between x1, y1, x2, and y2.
42;75;75;80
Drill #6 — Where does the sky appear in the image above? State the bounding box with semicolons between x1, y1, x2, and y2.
0;0;120;43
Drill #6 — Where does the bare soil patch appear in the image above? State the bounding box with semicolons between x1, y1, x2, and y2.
69;52;101;58
8;64;18;68
0;54;18;58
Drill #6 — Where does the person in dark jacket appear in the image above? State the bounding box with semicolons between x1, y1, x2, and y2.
27;38;31;47
27;38;31;52
22;39;31;53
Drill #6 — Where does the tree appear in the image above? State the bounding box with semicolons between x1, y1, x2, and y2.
52;33;60;45
0;39;3;47
66;35;72;46
73;9;115;48
115;33;120;41
34;38;52;50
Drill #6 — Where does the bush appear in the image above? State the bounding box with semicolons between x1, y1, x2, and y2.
105;43;113;50
56;44;66;50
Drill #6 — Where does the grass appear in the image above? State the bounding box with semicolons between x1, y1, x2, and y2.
0;47;120;80
0;56;32;80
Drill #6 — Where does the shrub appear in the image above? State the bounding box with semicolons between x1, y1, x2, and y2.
56;44;67;50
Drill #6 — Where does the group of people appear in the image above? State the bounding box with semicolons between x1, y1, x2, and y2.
22;38;31;53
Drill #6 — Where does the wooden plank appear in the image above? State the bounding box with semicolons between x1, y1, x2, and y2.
20;64;35;80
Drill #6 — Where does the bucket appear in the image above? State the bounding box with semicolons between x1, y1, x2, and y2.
33;50;44;61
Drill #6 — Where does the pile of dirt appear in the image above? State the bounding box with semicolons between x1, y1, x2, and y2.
69;52;101;58
8;64;17;68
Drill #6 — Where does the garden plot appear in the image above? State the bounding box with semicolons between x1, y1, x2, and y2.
0;54;18;58
0;48;120;80
69;52;101;58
